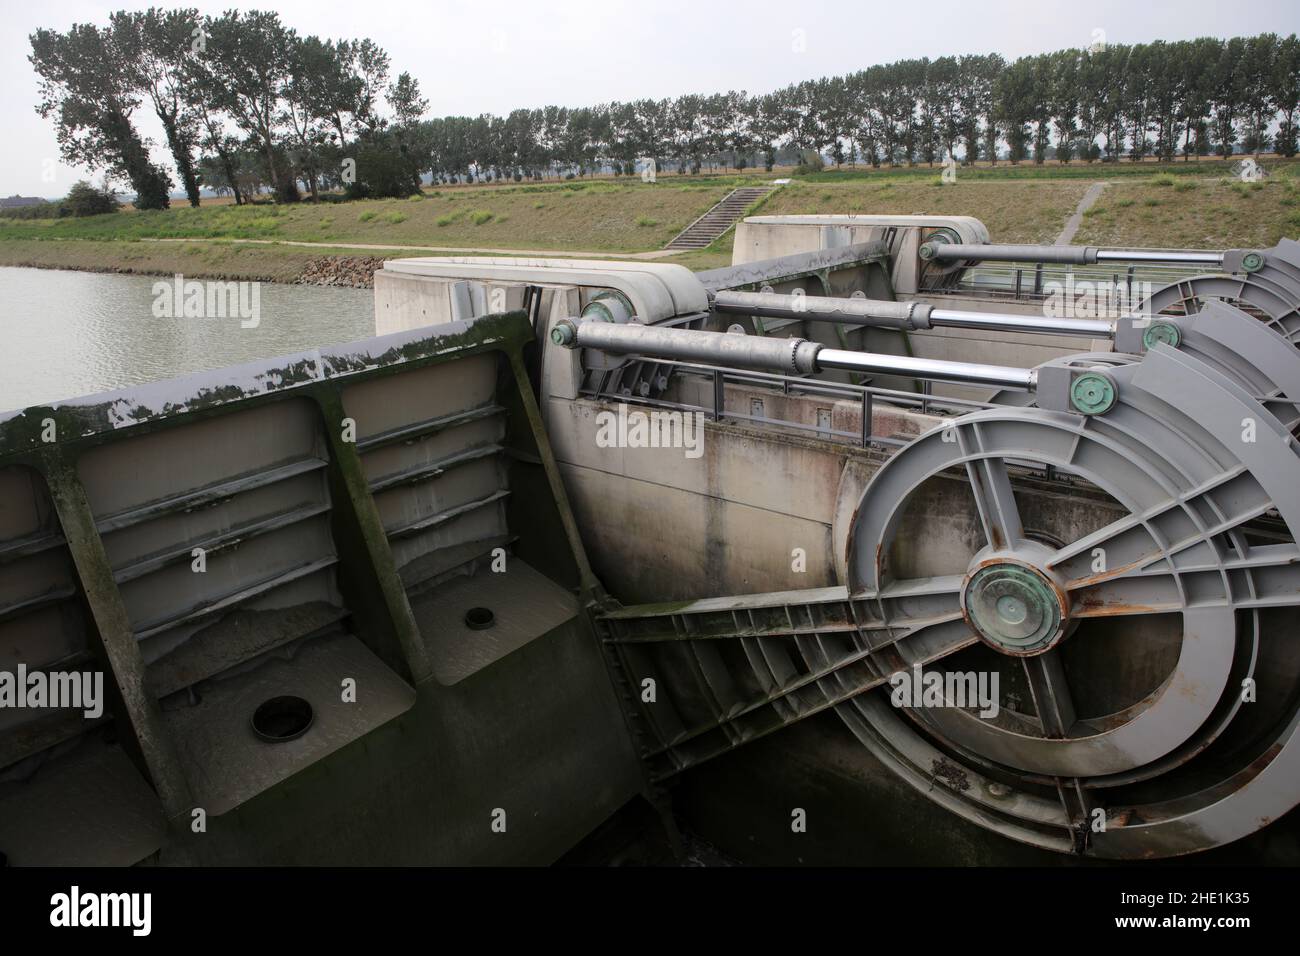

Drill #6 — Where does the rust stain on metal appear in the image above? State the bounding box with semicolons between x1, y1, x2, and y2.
1108;808;1139;827
1067;555;1148;591
1073;591;1158;617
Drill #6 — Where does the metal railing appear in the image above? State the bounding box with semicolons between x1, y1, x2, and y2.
582;359;998;451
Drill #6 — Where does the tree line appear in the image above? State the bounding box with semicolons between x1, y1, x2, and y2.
31;8;426;208
422;35;1298;180
29;12;1300;209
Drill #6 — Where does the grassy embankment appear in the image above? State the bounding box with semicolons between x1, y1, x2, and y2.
2;161;1298;279
0;177;741;280
1073;173;1300;248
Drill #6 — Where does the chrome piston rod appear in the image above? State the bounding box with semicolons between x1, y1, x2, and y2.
553;319;1038;391
919;241;1226;267
817;348;1037;389
712;290;1115;338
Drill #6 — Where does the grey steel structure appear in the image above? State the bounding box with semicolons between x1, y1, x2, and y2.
5;213;1300;865
707;291;1300;427
544;221;1300;860
920;236;1300;342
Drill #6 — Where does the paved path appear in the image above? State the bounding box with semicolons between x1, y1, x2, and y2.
1054;182;1108;245
141;236;682;260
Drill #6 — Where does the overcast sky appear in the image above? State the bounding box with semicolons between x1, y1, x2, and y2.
3;0;1298;197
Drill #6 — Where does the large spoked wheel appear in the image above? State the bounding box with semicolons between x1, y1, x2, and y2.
827;347;1300;857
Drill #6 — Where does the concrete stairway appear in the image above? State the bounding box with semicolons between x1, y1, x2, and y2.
665;186;775;250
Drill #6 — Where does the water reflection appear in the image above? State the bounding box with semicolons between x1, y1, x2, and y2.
0;267;375;410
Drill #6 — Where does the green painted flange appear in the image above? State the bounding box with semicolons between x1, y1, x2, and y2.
1241;251;1265;273
1142;322;1182;350
1070;372;1116;415
581;300;619;323
583;289;635;323
964;563;1064;655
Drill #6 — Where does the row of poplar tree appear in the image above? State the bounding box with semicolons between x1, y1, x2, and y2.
29;11;1300;207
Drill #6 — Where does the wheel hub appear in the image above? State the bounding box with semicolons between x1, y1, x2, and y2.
962;558;1068;655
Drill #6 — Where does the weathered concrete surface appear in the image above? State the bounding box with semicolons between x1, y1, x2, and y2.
733;215;990;267
377;257;708;327
375;271;533;332
543;386;1122;607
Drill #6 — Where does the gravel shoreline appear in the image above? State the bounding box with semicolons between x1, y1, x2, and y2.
0;251;390;288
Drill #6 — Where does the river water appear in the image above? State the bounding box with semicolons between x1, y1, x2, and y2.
0;267;376;411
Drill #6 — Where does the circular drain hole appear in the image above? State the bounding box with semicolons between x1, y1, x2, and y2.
465;607;496;630
251;695;314;742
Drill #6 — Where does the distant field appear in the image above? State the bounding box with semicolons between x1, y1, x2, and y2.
3;161;1299;280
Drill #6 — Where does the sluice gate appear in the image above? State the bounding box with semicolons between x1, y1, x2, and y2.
4;214;1300;864
0;315;641;865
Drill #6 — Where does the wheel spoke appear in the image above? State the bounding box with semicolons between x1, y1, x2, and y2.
1023;651;1076;738
638;612;978;769
1063;539;1300;619
1048;463;1273;590
600;578;979;775
1069;572;1184;618
962;444;1024;551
